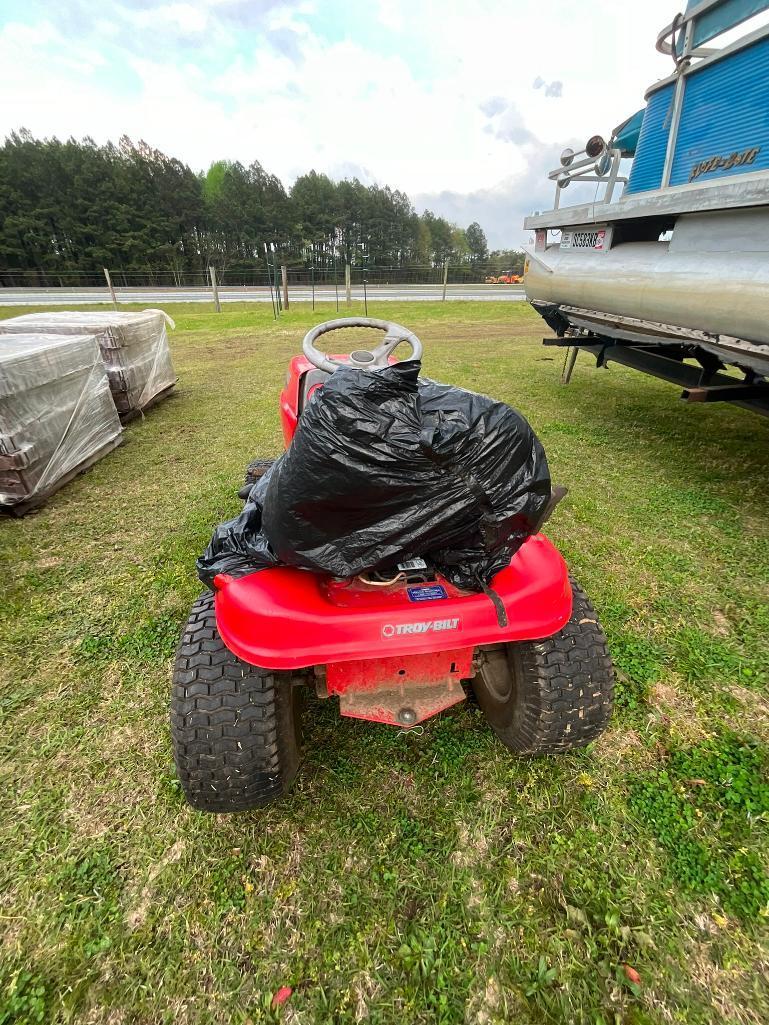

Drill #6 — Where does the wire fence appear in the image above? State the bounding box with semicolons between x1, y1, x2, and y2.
0;262;524;290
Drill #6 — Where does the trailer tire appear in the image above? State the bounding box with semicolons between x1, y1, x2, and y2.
472;580;613;754
171;591;301;812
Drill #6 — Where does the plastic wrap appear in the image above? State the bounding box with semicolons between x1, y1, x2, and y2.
0;334;123;508
198;361;551;589
0;310;177;415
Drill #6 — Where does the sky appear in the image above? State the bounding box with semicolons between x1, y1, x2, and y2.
0;0;678;247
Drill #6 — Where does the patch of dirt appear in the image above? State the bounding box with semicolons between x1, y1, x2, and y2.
464;975;503;1025
35;555;64;570
710;609;731;637
126;839;185;930
726;685;769;742
0;912;25;953
640;989;677;1023
451;823;490;870
241;830;310;953
195;334;274;361
592;726;653;766
649;682;686;710
648;680;709;742
284;1010;312;1025
62;750;160;840
688;943;765;1025
692;912;719;935
466;877;485;913
383;767;422;812
80;1010;126;1025
352;970;380;1023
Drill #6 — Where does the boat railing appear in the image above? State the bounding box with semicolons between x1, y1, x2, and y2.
535;2;769;215
656;0;769;63
655;9;719;62
546;137;628;210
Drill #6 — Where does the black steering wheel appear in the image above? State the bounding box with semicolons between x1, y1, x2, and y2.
302;317;423;374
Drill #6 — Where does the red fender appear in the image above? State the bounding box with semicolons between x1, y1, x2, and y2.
213;534;571;671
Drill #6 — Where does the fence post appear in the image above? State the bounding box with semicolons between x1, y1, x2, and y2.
281;265;289;310
442;260;449;301
345;263;351;305
264;245;277;319
103;267;118;309
273;249;282;311
209;265;221;312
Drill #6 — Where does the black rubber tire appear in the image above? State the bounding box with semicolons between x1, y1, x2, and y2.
238;458;275;499
171;591;301;812
471;580;614;754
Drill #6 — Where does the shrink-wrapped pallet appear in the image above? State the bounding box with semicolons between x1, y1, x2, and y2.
0;309;176;417
0;334;122;511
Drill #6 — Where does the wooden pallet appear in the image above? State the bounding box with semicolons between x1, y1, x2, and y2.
1;435;123;517
118;381;177;424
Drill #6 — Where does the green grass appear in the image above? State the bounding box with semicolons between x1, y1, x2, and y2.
1;300;768;1024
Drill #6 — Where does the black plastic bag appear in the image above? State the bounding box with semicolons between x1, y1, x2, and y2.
197;361;551;589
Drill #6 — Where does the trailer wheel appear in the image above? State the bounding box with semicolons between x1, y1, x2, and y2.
171;591;301;812
472;580;613;754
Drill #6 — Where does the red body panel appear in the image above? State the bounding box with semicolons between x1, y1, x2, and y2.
327;648;474;725
279;353;395;446
326;648;474;694
213;534;571;671
279;355;305;445
280;354;330;445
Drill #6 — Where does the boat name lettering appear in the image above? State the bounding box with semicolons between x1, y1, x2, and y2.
689;146;761;182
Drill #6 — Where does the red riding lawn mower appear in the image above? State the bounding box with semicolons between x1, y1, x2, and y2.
171;318;614;812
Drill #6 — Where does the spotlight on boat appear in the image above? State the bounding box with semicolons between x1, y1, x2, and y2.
557;171;571;189
585;135;607;158
560;148;575;167
594;151;612;175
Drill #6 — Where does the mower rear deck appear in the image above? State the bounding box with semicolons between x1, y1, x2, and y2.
213;533;571;671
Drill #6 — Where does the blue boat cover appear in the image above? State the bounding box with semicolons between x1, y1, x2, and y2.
612;109;645;156
624;84;676;193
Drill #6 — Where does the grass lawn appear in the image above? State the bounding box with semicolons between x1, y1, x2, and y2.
1;300;768;1025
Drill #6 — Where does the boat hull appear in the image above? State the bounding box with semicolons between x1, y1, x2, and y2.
525;209;769;350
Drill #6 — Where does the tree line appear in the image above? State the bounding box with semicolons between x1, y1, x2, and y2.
0;130;523;285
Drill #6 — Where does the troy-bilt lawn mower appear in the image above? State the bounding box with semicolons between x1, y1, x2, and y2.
171;319;614;812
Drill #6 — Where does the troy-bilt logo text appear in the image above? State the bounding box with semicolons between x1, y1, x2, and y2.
382;618;460;638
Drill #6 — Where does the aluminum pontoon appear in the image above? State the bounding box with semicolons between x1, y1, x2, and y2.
523;0;769;417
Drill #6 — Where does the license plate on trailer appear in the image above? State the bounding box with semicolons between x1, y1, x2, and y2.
560;229;606;250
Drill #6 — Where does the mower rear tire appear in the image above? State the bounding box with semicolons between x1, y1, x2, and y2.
171;591;301;812
472;580;613;754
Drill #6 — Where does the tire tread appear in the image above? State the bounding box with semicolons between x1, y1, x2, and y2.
478;579;614;755
171;591;300;812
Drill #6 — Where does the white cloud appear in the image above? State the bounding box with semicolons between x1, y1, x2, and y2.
485;102;538;146
0;0;675;244
534;76;563;98
376;0;405;32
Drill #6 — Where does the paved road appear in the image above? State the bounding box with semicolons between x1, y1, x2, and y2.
0;283;526;306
